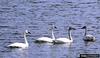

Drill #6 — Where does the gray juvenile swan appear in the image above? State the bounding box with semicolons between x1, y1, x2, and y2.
7;30;30;48
81;26;96;42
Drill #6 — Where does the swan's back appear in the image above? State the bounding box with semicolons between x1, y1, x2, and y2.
8;43;28;48
35;37;53;43
54;38;73;44
84;35;96;42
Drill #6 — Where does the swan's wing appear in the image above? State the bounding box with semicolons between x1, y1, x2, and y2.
8;43;26;48
55;38;72;43
86;35;95;39
84;35;96;41
36;37;53;42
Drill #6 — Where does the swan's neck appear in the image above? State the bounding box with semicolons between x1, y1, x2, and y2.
24;33;29;47
51;29;55;40
68;30;72;40
84;28;87;37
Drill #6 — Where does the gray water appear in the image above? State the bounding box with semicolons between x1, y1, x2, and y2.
0;0;100;58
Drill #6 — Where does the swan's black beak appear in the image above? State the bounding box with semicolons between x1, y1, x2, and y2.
28;32;31;34
54;26;57;29
78;26;86;29
72;28;76;30
82;26;86;29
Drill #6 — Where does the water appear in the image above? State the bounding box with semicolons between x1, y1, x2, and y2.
0;0;100;58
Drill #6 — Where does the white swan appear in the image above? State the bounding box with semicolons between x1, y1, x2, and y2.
7;30;30;48
81;26;96;42
53;27;76;44
34;25;56;43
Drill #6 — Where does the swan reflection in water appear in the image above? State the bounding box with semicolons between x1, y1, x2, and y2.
50;43;73;58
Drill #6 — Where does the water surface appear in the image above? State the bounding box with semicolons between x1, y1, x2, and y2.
0;0;100;58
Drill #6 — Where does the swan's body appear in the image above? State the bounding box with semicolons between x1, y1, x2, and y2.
81;26;96;42
8;43;28;48
53;27;75;44
84;35;95;41
54;38;73;44
35;37;53;43
35;25;56;43
8;30;30;48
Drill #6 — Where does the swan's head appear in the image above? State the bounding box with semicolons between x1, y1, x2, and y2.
25;30;31;34
52;24;57;29
69;27;76;30
49;24;57;30
81;26;86;29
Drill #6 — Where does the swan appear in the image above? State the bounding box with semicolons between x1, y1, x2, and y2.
34;25;56;43
81;26;96;42
7;30;30;48
53;27;76;44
